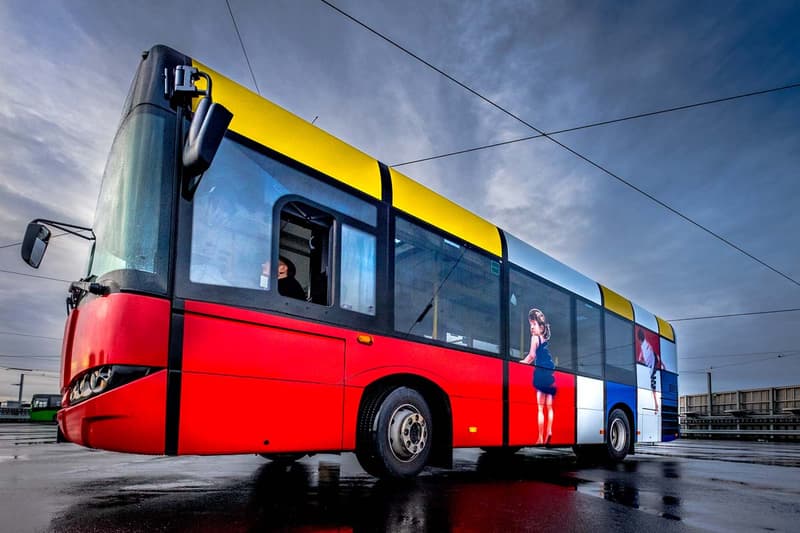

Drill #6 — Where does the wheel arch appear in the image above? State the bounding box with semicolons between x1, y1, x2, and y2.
357;373;453;469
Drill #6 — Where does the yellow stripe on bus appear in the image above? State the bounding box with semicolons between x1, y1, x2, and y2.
193;61;382;200
390;168;502;257
656;316;675;341
599;285;634;321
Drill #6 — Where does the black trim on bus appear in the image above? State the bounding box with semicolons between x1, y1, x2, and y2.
165;103;187;456
378;162;393;205
165;311;184;455
377;196;394;333
499;229;510;447
124;45;189;117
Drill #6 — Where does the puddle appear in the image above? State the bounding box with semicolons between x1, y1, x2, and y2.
576;480;682;522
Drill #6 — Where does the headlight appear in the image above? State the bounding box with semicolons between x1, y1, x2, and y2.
67;365;153;406
89;366;113;393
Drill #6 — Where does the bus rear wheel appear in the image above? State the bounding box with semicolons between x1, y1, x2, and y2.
606;408;631;462
356;387;433;479
572;409;631;464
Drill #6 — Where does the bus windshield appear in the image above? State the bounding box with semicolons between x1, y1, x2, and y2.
89;105;175;293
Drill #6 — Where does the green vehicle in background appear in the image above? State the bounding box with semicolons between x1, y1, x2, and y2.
30;394;61;422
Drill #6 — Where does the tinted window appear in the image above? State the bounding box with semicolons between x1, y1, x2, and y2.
278;201;333;304
510;270;574;370
190;138;376;292
395;218;500;353
605;312;635;385
91;107;174;292
576;300;603;377
340;224;376;315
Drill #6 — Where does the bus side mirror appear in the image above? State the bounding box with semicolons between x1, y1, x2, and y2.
21;222;51;268
183;96;233;197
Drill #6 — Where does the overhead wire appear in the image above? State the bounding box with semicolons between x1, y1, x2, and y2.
0;232;69;250
319;0;800;290
680;351;800;373
0;331;61;341
0;355;60;359
391;82;800;167
679;349;800;360
225;0;261;95
0;268;71;283
669;308;800;322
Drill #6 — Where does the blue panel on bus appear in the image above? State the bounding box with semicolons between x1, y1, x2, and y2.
660;371;679;442
606;381;637;434
505;233;602;305
660;371;678;403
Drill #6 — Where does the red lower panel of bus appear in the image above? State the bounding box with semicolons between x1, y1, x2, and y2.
180;300;505;453
508;364;576;446
179;310;346;454
58;370;167;454
63;293;170;389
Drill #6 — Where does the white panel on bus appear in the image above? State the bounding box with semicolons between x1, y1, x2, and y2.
577;376;604;444
505;233;602;305
660;338;677;374
632;302;659;333
636;363;661;393
638;411;661;442
637;387;661;415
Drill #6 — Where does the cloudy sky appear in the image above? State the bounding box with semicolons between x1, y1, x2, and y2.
0;0;798;401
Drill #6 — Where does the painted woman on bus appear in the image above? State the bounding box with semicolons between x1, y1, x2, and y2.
637;328;660;415
521;308;556;445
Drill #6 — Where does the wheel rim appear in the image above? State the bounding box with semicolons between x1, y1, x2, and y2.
387;403;428;463
609;417;627;453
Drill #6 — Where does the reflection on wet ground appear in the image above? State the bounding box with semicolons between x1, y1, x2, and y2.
2;426;799;532
46;450;696;532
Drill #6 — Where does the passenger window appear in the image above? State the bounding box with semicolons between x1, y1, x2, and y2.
605;312;635;385
394;217;500;353
340;224;376;315
279;201;333;305
576;301;603;377
190;137;376;292
510;270;574;370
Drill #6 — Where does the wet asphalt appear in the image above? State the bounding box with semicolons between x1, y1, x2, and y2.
1;424;799;532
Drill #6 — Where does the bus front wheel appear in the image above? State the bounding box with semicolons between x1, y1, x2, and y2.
356;386;433;479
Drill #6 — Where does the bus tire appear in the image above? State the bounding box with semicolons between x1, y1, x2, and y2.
357;387;432;479
605;408;631;462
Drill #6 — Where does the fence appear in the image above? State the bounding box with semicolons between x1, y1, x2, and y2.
680;384;800;440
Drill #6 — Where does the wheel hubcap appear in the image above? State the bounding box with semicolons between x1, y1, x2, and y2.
609;418;627;452
388;403;428;462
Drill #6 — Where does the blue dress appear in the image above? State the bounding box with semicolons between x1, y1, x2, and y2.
532;338;557;396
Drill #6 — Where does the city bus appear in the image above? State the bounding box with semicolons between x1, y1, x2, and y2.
29;393;62;422
22;45;678;479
